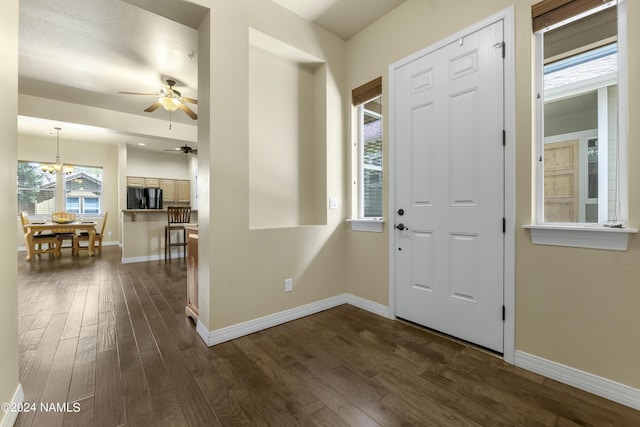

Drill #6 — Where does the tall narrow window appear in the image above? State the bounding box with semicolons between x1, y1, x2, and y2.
352;77;383;219
534;0;625;225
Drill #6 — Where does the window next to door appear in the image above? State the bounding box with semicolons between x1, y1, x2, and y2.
524;0;637;250
348;76;385;232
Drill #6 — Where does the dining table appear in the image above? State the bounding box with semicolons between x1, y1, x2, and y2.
23;221;97;261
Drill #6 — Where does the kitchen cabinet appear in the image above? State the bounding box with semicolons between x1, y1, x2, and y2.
127;176;144;187
161;179;190;203
161;179;176;202
144;177;160;187
128;176;190;203
177;180;190;202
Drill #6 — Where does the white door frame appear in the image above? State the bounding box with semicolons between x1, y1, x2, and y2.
388;6;516;364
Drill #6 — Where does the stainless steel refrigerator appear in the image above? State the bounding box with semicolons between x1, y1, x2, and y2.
127;187;163;209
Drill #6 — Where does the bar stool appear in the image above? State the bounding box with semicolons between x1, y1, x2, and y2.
165;206;191;263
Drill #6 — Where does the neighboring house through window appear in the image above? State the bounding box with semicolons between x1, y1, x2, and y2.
533;0;625;225
526;0;635;250
18;161;103;215
352;77;383;223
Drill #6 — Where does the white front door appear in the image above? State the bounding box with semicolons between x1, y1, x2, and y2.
392;20;505;352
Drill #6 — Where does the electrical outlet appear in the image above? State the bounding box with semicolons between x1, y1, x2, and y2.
107;231;112;237
284;278;293;292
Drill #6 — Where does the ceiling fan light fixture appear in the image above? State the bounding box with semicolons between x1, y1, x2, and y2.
159;96;181;112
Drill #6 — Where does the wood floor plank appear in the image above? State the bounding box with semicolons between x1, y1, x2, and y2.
31;337;78;427
63;395;95;427
138;347;189;427
93;348;124;427
19;350;36;379
216;342;320;426
67;324;97;403
81;282;100;328
16;312;68;427
180;346;250;426
234;335;325;414
286;361;382;426
60;284;88;340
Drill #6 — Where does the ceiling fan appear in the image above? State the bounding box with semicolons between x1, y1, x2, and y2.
119;79;198;120
165;144;197;155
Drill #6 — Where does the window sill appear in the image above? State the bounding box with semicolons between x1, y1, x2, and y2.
347;218;385;233
523;224;638;251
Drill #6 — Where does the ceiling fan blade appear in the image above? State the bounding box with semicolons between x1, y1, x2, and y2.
178;103;198;120
119;91;158;96
191;149;198;155
181;97;198;105
144;102;162;112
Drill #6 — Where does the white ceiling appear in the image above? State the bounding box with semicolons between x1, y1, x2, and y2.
18;0;405;153
272;0;405;41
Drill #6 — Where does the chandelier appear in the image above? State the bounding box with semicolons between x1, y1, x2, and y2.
41;127;73;174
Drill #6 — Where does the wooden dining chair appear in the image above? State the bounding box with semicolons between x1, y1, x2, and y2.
20;211;60;259
51;211;76;252
165;206;191;263
73;211;108;255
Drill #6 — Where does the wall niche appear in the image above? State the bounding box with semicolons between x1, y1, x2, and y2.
248;28;327;229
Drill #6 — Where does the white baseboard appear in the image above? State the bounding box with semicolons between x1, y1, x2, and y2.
344;293;391;319
0;383;23;427
121;252;184;264
515;350;640;410
197;293;388;346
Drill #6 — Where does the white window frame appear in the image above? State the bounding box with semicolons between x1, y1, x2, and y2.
358;101;383;219
525;0;637;250
348;93;385;233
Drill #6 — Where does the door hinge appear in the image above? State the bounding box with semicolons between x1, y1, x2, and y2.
501;42;505;58
502;217;506;233
502;130;506;146
502;305;506;321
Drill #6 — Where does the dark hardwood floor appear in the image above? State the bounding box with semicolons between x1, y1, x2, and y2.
15;246;640;426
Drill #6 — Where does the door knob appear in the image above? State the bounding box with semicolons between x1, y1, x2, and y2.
396;223;407;231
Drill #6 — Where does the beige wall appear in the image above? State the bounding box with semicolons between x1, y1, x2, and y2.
203;0;347;330
16;135;120;248
127;148;193;180
249;42;326;229
0;0;21;422
345;0;640;388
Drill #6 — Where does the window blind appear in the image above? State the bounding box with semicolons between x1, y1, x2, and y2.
532;0;615;32
352;76;382;106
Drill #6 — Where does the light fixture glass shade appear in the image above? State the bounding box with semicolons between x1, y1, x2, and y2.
42;128;74;174
159;96;181;112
